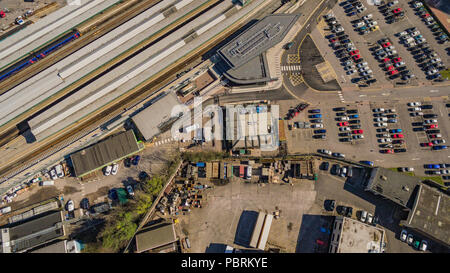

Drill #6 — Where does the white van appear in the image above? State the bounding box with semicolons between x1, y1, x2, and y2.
360;211;368;222
55;164;64;178
104;165;112;176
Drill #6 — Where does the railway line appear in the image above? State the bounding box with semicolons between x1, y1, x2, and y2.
0;0;162;93
0;0;205;138
0;0;273;183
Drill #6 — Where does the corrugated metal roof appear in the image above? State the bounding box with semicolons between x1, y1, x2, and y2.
70;130;141;177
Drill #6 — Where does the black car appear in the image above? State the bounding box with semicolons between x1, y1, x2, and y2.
124;158;131;168
80;198;90;210
340;137;352;142
325;199;335;211
313;134;326;139
336;112;347;116
347;109;358;114
339;132;351;137
421;104;433;109
321;162;330;171
349;119;360;124
139;171;149;181
331;164;340;175
350;124;361;129
337;205;347;216
424;114;438;118
386;114;397;118
346;207;353;217
394;148;407;153
427;129;440;134
333;107;346;111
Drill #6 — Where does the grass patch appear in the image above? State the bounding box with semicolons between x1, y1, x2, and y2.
441;69;450;80
388;168;415;177
420;176;444;186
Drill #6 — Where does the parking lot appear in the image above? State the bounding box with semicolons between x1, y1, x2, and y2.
312;0;449;90
284;99;450;187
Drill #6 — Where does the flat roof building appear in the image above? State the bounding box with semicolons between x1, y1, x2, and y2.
329;216;385;253
364;167;421;208
402;184;450;248
217;14;299;85
70;130;144;177
1;211;64;253
135;221;177;253
30;240;82;253
132;92;181;141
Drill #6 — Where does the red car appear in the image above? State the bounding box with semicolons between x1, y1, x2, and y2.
387;65;394;71
329;38;337;43
349;50;360;56
422;13;430;18
389;70;398;75
352;55;361;60
430;134;440;138
383;58;390;63
352;130;363;134
382;42;391;48
392;134;404;138
382;149;394;154
422;142;433;147
426;124;438;129
0;10;5;18
338;122;349;126
393;8;402;14
393;57;402;63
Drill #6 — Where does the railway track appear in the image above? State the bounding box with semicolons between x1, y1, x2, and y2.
0;0;225;181
0;0;216;141
0;0;161;94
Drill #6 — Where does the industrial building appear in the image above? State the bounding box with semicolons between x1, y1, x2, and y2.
0;211;65;253
135;220;178;253
30;240;82;253
70;130;144;177
329;216;385;253
217;14;299;85
249;211;273;251
132;92;182;141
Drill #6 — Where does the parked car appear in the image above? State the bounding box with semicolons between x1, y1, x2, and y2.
132;155;141;165
126;185;135;196
111;163;119;175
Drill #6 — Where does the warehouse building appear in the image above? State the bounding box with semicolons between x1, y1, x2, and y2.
70;130;144;177
135;220;178;253
329;216;385;253
217;14;299;85
0;211;65;253
132;92;182;141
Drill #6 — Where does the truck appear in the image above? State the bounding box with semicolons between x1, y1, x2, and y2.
40;180;55;186
0;206;11;216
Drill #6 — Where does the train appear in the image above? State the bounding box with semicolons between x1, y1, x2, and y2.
0;30;81;82
0;0;143;83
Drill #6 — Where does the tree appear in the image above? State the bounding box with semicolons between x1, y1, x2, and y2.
101;210;137;250
135;192;153;216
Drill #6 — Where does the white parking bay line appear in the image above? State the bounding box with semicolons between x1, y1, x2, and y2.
412;158;421;160
430;90;439;93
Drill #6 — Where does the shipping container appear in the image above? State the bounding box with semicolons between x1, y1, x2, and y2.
239;165;245;178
